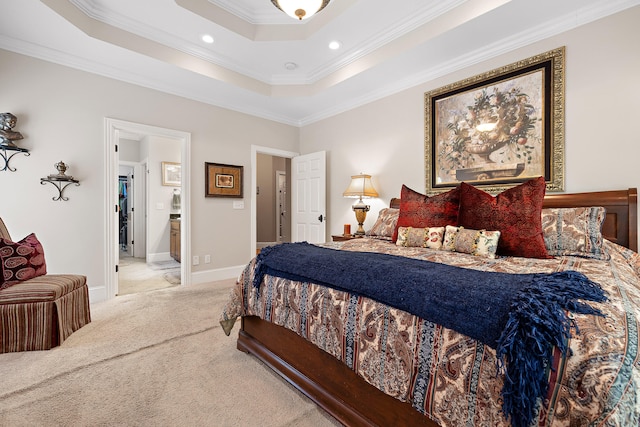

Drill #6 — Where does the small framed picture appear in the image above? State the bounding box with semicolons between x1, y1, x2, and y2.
205;162;243;198
161;162;181;186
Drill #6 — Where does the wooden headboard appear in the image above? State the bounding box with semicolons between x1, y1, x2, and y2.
390;188;638;251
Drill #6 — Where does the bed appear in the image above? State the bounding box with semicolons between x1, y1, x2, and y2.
220;183;639;427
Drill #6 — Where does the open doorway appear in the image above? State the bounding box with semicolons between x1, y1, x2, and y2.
256;153;291;253
116;135;181;296
251;146;298;257
250;146;327;256
105;118;191;301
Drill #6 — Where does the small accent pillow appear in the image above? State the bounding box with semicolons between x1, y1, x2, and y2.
366;208;399;240
542;206;610;260
458;176;550;259
0;233;47;290
396;226;445;249
442;225;501;258
392;185;460;242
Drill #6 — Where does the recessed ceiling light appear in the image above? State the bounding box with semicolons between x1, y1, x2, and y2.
284;62;298;71
328;40;341;50
201;34;214;44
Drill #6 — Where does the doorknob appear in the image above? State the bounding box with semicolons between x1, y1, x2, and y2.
318;214;324;222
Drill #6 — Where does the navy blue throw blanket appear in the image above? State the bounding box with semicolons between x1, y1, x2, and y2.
253;242;607;427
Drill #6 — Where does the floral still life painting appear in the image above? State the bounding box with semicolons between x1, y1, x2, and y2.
436;71;542;185
425;47;565;195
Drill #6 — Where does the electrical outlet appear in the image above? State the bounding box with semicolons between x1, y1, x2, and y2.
204;254;211;264
193;255;199;266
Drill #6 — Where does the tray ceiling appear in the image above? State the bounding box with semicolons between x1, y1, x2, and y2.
1;0;638;125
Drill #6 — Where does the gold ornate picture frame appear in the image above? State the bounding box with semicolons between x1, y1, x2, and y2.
425;47;565;194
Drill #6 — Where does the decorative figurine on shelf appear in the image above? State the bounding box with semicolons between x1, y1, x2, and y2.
52;160;70;178
41;161;80;201
0;113;24;148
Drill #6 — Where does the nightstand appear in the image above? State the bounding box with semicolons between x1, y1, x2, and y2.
331;234;363;242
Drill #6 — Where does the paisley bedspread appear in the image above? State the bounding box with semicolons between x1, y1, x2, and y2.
220;239;640;426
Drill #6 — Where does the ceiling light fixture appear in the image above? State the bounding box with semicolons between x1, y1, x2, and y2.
201;34;214;44
271;0;330;21
328;40;341;50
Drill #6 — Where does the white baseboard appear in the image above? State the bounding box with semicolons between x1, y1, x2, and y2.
147;252;173;263
89;285;108;304
88;264;245;303
191;264;245;285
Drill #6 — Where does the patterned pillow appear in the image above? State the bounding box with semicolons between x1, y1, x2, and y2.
0;233;47;290
442;225;501;258
458;176;550;258
395;226;445;249
392;185;460;242
366;208;399;240
542;206;610;260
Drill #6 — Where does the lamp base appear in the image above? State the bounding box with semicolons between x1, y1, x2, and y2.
352;205;370;236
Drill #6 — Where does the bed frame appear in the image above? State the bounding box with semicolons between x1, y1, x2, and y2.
237;188;638;427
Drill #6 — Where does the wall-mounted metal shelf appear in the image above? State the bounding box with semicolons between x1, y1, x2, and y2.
0;145;30;172
40;161;80;201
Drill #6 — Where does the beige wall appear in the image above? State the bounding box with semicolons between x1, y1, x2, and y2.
0;50;298;302
301;7;640;244
1;7;639;302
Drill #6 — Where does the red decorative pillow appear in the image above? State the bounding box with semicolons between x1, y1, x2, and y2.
458;176;551;258
392;185;460;242
0;233;47;289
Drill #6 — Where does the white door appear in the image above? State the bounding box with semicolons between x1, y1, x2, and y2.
291;151;326;243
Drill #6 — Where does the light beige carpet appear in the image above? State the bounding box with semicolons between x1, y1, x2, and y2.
0;280;340;427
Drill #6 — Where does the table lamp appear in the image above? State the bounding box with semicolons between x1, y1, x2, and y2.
343;174;378;236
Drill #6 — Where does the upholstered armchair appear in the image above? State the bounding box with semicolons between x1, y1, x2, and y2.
0;217;91;353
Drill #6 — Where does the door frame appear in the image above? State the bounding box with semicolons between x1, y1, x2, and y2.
105;118;191;300
251;145;298;258
275;169;286;243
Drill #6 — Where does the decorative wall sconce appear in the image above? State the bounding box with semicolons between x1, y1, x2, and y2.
40;161;80;201
0;145;30;172
0;112;29;171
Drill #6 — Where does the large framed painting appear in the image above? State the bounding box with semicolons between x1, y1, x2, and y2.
205;162;243;198
425;47;565;194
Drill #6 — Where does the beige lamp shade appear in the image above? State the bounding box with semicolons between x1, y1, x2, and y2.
342;174;378;200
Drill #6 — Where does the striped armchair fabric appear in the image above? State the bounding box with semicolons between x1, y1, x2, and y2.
0;218;91;353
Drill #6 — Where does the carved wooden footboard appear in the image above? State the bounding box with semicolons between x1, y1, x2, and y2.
238;316;437;427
